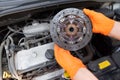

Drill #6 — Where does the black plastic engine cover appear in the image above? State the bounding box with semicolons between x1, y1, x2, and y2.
88;56;117;77
88;51;120;80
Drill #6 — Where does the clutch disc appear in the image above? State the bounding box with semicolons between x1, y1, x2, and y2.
50;8;92;51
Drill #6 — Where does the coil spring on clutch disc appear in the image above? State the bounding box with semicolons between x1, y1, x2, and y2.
50;8;92;51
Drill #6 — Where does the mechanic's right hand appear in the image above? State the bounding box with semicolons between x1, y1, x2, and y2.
83;8;115;36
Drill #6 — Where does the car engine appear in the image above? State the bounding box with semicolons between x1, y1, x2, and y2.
0;1;120;80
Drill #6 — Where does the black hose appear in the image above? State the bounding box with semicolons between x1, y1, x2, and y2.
83;44;94;63
75;44;94;63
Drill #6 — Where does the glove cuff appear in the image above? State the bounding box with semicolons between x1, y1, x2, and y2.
101;18;115;36
68;57;86;79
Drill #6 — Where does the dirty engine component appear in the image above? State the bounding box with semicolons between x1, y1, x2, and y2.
23;22;50;37
50;8;92;51
15;42;54;71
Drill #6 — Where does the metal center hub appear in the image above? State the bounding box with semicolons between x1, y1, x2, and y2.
65;22;78;36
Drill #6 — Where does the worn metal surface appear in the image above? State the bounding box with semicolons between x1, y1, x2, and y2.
50;8;92;51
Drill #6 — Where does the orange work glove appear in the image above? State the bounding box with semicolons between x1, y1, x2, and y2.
54;44;85;79
83;8;115;36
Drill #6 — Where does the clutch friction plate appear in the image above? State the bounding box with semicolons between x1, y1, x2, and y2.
50;8;92;51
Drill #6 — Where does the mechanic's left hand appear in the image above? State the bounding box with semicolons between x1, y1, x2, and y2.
54;44;85;79
54;44;99;80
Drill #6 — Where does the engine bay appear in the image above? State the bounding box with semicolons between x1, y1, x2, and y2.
0;1;120;80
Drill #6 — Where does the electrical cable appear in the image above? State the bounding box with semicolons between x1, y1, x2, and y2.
8;26;49;35
19;35;51;47
7;36;21;80
3;31;11;41
4;35;21;80
0;41;5;80
18;37;25;45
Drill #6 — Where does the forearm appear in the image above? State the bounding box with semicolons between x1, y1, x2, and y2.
73;68;98;80
108;21;120;40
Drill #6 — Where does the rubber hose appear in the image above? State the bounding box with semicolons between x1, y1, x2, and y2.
83;44;94;63
75;44;94;63
0;41;5;80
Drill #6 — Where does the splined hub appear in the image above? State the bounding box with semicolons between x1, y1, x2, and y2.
50;8;92;51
